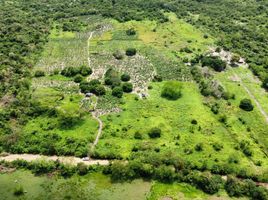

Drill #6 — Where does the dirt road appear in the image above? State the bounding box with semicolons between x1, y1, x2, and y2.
0;153;109;166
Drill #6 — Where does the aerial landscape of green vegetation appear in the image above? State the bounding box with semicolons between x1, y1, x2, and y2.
0;0;267;199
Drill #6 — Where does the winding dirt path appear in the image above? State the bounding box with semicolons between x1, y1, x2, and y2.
92;113;103;147
0;153;109;166
87;31;94;67
87;31;104;150
232;70;268;123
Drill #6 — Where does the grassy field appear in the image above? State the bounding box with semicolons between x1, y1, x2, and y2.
215;66;268;154
96;81;268;175
147;182;247;200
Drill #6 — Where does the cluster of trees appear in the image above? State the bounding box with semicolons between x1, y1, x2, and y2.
1;131;89;157
1;159;96;178
201;56;227;72
2;157;267;199
79;79;106;96
104;68;133;98
104;159;268;199
191;66;229;99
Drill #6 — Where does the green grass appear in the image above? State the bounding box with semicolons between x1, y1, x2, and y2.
0;170;49;200
147;181;247;200
0;171;151;200
215;66;268;155
96;81;267;174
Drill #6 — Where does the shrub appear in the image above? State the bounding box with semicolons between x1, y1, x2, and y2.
196;174;223;194
239;98;254;111
79;65;92;76
228;154;239;164
191;119;198;125
77;162;88;175
61;67;80;77
53;69;60;75
225;176;246;197
93;85;106;96
212;142;223;151
153;75;163;82
195;143;203;151
121;73;130;82
104;68;121;88
79;80;105;96
112;86;123;98
122;82;133;93
113;50;124;60
134;131;142;139
203;34;209;39
34;70;45;77
126;28;136;36
126;48;137;56
161;81;182;100
73;74;84;83
13;186;24;196
262;77;268;89
219;115;227;123
154;165;175;183
148;127;161;138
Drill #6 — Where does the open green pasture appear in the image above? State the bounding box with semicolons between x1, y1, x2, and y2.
95;81;267;175
215;66;268;154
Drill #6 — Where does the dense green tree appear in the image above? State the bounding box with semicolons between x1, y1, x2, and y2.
121;73;130;82
112;86;123;98
148;127;161;138
239;98;254;111
122;82;133;93
126;48;137;56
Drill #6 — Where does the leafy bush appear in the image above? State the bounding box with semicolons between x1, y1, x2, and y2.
104;68;121;88
79;65;92;76
134;131;142;139
148;127;161;138
112;86;123;98
61;67;80;77
195;143;203;151
262;77;268;89
121;73;130;82
122;82;133;93
153;75;163;82
34;70;45;77
113;50;124;60
126;28;136;36
212;142;223;151
161;81;182;100
239;98;254;111
73;74;84;83
77;162;88;175
126;48;137;56
13;186;24;196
